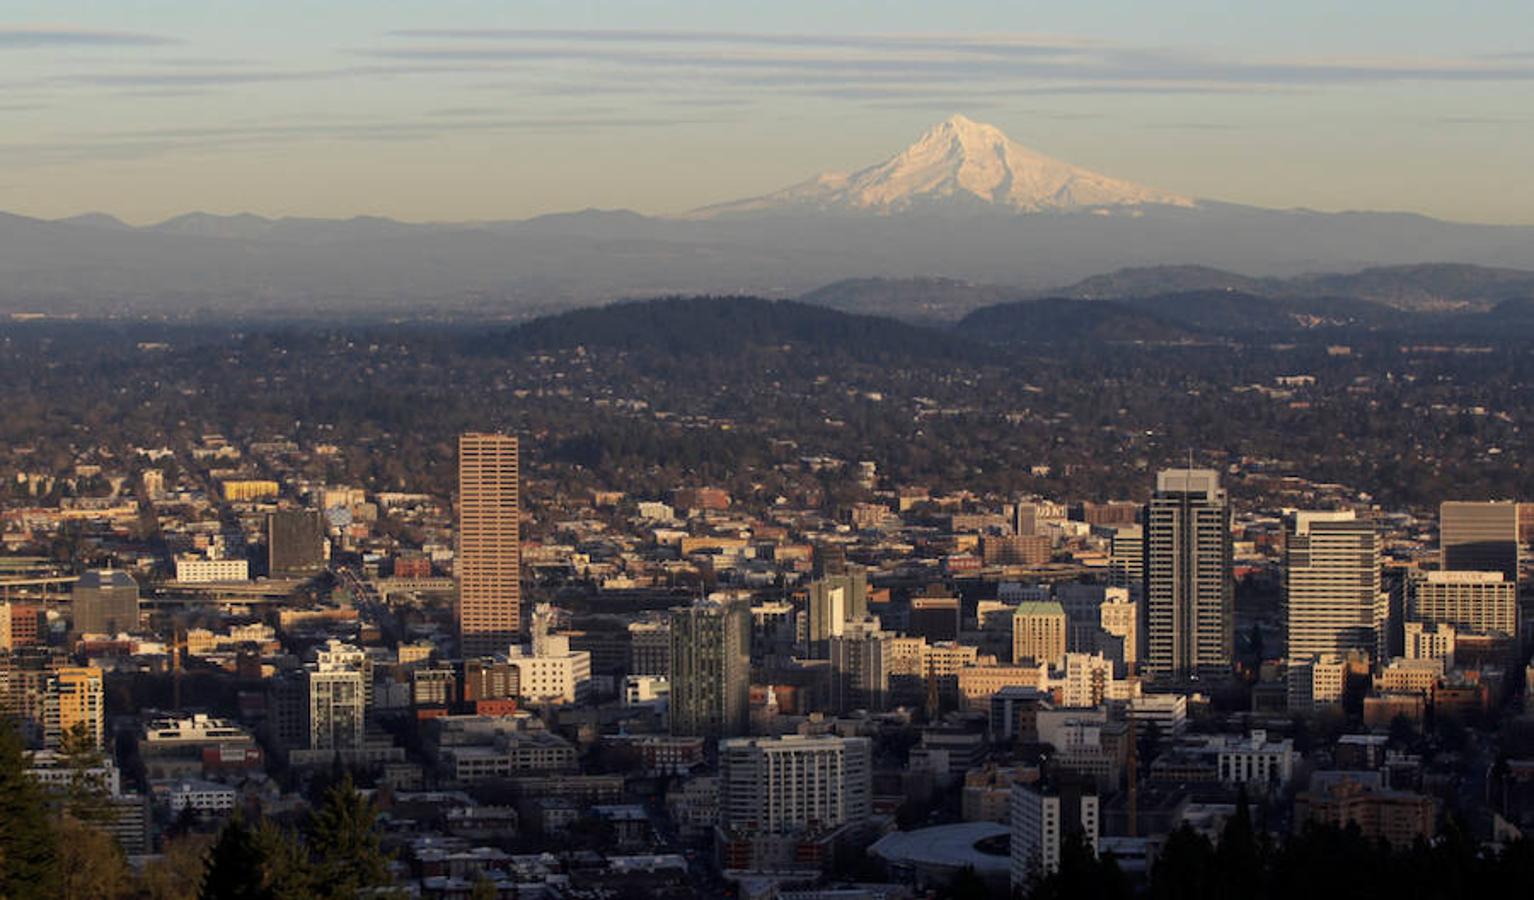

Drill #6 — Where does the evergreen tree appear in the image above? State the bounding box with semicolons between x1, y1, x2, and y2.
57;721;113;824
202;813;319;900
201;814;269;900
139;833;213;900
1214;788;1263;899
253;818;317;899
1148;824;1218;900
0;718;61;899
57;815;133;900
304;773;392;898
1026;832;1131;900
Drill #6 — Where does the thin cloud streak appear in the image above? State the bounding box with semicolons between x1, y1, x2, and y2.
386;28;1102;55
355;39;1534;88
0;114;719;165
0;27;178;48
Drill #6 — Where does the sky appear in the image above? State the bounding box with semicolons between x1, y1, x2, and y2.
2;1;1532;225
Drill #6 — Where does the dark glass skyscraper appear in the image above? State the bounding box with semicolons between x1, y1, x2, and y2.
1144;469;1232;679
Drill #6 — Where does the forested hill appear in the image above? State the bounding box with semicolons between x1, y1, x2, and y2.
955;299;1198;344
477;295;983;363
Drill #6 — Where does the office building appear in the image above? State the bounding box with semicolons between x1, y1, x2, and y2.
669;597;750;738
829;618;892;713
718;734;872;835
1057;584;1106;653
1295;779;1436;851
306;645;366;752
1107;526;1144;590
1405;569;1517;637
806;567;868;657
1099;592;1139;672
0;648;65;747
1011;499;1066;537
990;686;1051;743
1144;469;1232;679
461;659;519;703
909;593;961;643
27;748;121;796
1054;652;1135;708
628;620;671;676
1075;501;1140;527
1287;655;1349;713
174;555;250;583
267;509;328;577
1403;621;1456;669
7;604;41;648
220;479;278;502
71;569;139;637
1439;501;1520;582
1128;694;1188;735
1284;511;1388;663
981;535;1052;567
456;433;521;657
1012;601;1067;667
55;666;104;749
1010;780;1099;893
506;604;592;706
410;666;457;709
1375;657;1444;697
1205;729;1296;787
139;713;260;780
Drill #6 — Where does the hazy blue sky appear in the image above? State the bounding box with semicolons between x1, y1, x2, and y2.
3;1;1532;223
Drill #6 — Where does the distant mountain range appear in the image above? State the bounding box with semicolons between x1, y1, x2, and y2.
4;114;1534;319
804;262;1534;323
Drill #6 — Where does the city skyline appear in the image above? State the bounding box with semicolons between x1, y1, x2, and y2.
2;4;1534;893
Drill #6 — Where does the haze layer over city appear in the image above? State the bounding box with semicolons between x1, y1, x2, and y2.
1;4;1532;899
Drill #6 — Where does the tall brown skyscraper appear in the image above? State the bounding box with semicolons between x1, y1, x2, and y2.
456;433;521;657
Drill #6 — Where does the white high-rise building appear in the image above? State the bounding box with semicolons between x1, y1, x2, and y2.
718;734;872;835
1284;511;1388;665
1405;570;1517;637
1145;469;1232;678
307;662;364;752
1010;781;1099;892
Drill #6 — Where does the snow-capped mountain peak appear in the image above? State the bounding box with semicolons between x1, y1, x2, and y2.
689;114;1194;218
